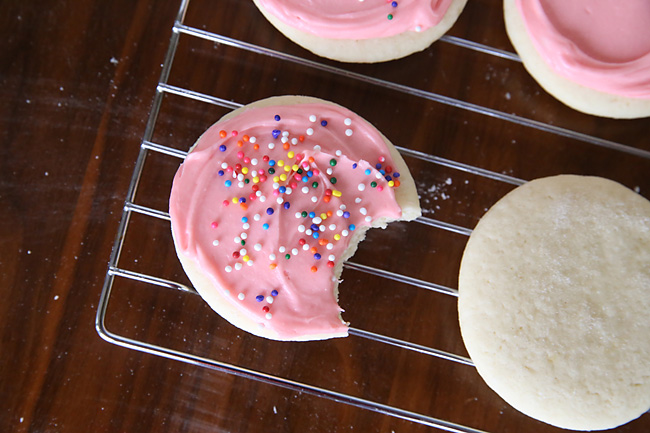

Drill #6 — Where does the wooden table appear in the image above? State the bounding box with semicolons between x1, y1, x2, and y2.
2;1;649;432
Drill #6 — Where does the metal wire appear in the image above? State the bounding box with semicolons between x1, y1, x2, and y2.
95;1;646;431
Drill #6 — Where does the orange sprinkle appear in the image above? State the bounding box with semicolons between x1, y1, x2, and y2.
394;180;401;187
269;263;277;270
310;266;317;273
253;144;260;150
283;142;290;150
219;130;227;138
310;247;318;254
240;203;248;210
237;140;244;147
298;135;305;142
326;210;333;217
243;135;250;142
323;196;331;203
308;156;315;164
318;239;328;246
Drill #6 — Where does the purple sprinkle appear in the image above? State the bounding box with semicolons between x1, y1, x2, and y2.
375;163;382;169
256;295;264;302
314;253;321;260
272;129;281;139
343;211;350;218
320;120;327;127
218;170;224;176
283;202;290;210
266;207;274;215
274;114;281;121
219;145;227;152
271;290;278;296
352;163;358;169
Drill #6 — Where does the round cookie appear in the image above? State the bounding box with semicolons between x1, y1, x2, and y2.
458;175;650;430
169;96;420;341
253;0;468;63
504;0;650;119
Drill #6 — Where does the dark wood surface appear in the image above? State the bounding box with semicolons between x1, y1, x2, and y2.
2;1;649;432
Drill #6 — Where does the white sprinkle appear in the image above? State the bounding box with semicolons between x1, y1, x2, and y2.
358;183;366;191
269;254;276;260
237;292;245;300
256;190;262;197
285;187;292;195
281;136;288;144
344;118;352;126
254;213;261;221
265;313;273;320
226;266;233;273
302;244;310;251
326;168;333;175
279;246;286;253
282;130;289;137
306;128;314;136
212;240;220;246
254;243;262;251
234;236;241;243
313;217;322;224
335;150;342;156
237;173;244;181
266;296;274;304
345;129;353;136
295;212;302;218
247;260;254;266
355;197;362;203
292;248;299;255
339;204;346;210
329;224;336;230
235;263;243;270
360;207;367;215
342;230;349;237
313;145;321;152
415;25;422;32
329;254;336;261
251;158;258;166
268;143;275;149
306;229;313;235
259;195;266;202
365;216;372;222
249;136;257;143
327;243;334;250
277;197;284;205
240;248;247;256
336;210;344;217
311;196;318;202
221;162;228;169
53;295;59;300
309;114;317;122
375;172;382;179
319;225;326;232
298;225;305;232
238;182;245;188
243;223;250;230
302;186;309;194
273;182;280;189
241;233;248;240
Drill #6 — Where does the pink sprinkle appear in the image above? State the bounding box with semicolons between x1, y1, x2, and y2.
222;200;230;207
377;186;384;192
211;222;219;228
294;174;302;181
273;189;280;197
237;151;244;159
244;157;251;164
313;169;320;176
379;155;386;162
232;130;238;136
226;166;233;173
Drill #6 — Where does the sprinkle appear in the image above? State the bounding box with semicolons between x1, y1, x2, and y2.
309;114;317;122
349;224;356;231
274;114;281;121
269;254;276;260
212;240;219;246
225;180;232;187
265;313;273;320
345;129;353;136
344;118;352;126
266;296;274;304
263;306;270;313
343;211;350;218
358;183;366;191
314;253;322;260
327;261;335;268
211;221;219;229
306;128;314;136
310;266;318;273
332;190;342;197
360;207;367;215
271;289;278;296
330;177;337;184
266;207;274;215
263;223;270;230
329;159;337;166
237;292;245;299
235;263;243;270
219;144;227;152
254;243;262;251
321;120;328;127
256;295;264;302
272;129;281;139
387;13;393;20
226;266;233;273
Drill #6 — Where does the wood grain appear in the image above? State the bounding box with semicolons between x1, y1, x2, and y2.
1;0;648;432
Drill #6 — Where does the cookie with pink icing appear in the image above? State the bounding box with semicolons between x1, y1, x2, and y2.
504;0;650;118
169;96;420;341
253;0;468;63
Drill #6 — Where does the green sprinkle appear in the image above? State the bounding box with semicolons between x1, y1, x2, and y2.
301;211;308;217
285;254;291;260
268;168;275;174
371;181;377;188
312;181;318;188
387;14;393;20
330;177;337;184
329;159;337;166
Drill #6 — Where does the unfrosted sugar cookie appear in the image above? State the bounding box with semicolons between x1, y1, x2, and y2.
504;0;650;118
253;0;468;63
169;96;420;341
458;175;650;430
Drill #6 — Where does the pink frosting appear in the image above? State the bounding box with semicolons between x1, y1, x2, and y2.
516;0;650;98
170;101;405;340
257;0;454;39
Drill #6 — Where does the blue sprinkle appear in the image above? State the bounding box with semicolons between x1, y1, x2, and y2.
266;207;274;215
272;129;281;139
274;114;281;121
256;295;264;302
307;170;313;177
352;163;358;169
239;197;246;203
310;224;319;231
376;163;382;169
343;211;350;219
314;253;322;260
308;212;316;218
364;168;371;175
302;176;309;182
312;232;320;239
380;169;386;175
242;217;248;223
320;120;327;127
271;290;278;296
394;172;400;178
263;223;269;230
283;202;290;210
279;186;286;194
269;160;276;166
218;170;224;176
349;224;356;231
391;1;398;6
385;175;392;181
225;180;232;187
219;145;227;152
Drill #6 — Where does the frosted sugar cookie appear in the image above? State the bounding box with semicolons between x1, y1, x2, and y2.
504;0;650;118
458;175;650;430
253;0;468;63
169;96;420;341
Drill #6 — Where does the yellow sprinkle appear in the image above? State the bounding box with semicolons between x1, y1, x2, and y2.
253;177;260;183
292;164;299;171
279;174;287;181
284;165;291;172
242;167;249;174
320;213;327;220
277;160;285;167
243;255;250;262
332;190;342;197
273;176;280;183
287;151;295;158
388;180;395;187
231;197;238;204
334;234;341;241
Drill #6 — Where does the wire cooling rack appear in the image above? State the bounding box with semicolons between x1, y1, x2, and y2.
96;1;650;432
